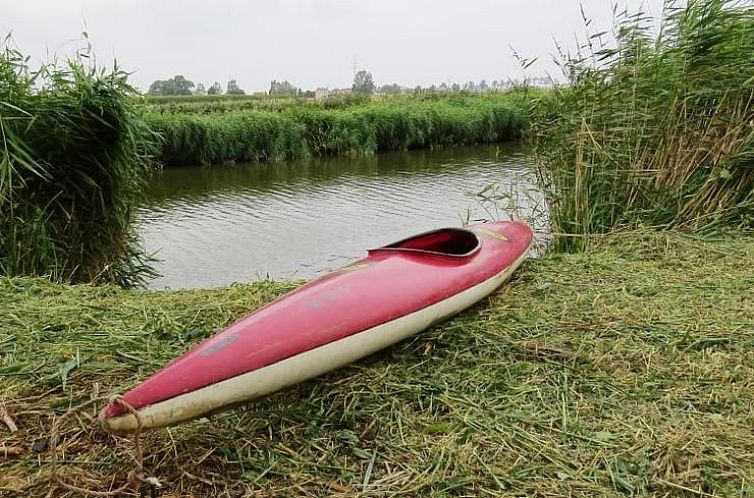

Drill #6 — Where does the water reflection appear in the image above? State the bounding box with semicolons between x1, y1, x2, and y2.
136;143;540;288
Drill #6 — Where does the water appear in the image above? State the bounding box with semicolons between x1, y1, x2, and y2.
136;143;541;289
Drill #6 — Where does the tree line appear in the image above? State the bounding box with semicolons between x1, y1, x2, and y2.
146;70;546;97
147;76;245;96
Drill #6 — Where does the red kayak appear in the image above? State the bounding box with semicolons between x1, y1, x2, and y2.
101;221;533;433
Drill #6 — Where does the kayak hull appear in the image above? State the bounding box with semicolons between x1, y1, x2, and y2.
101;221;533;433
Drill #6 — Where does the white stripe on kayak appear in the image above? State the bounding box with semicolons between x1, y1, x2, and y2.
103;249;529;433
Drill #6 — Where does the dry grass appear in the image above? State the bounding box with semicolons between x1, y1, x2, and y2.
1;231;754;497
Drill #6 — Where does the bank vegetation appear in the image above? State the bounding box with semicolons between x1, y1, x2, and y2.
533;0;754;250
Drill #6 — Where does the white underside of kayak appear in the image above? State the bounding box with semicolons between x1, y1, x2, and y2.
103;249;529;434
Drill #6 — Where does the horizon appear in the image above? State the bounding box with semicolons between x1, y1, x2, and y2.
1;0;664;94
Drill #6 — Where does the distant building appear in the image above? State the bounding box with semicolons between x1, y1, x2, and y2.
315;88;329;101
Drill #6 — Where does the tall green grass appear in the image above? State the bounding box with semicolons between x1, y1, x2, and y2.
532;0;754;250
0;43;156;285
145;92;533;166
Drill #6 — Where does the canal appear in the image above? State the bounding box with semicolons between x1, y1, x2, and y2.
136;143;541;288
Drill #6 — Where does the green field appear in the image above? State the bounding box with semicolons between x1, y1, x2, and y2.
2;231;753;496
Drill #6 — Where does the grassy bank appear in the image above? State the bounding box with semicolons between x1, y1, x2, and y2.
144;92;534;166
533;0;754;249
2;231;753;497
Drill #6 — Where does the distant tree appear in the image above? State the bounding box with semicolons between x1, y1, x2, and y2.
352;70;375;95
227;79;245;95
429;84;437;93
439;82;449;92
451;83;461;92
479;79;489;92
414;85;422;94
207;81;223;95
269;80;299;96
301;89;315;98
147;75;195;96
146;80;164;96
463;80;475;92
195;83;207;95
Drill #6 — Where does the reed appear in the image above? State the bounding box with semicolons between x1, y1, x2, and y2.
145;92;533;166
0;43;156;285
532;0;754;250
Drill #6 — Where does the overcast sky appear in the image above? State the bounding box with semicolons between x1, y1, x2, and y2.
2;0;665;93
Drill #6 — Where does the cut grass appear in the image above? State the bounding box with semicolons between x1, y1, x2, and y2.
1;231;754;496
